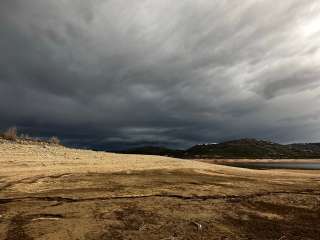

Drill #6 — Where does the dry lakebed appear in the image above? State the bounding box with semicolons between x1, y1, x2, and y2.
0;140;319;240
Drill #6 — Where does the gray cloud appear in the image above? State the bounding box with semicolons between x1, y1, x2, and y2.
1;0;320;149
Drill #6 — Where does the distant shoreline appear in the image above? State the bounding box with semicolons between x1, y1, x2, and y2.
198;159;320;164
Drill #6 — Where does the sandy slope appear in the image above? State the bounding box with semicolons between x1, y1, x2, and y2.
0;140;256;184
0;140;315;179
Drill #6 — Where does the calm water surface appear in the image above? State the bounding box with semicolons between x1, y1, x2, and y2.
226;162;320;170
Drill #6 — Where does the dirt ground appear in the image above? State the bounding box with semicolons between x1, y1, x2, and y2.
0;140;319;240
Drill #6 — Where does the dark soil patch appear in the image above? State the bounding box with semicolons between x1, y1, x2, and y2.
224;199;320;240
97;204;160;240
114;205;158;230
4;213;64;240
5;215;33;240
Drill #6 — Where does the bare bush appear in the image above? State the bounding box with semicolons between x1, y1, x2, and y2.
49;136;60;145
3;127;17;141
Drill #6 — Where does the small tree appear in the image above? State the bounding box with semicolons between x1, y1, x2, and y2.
3;127;17;141
49;136;60;145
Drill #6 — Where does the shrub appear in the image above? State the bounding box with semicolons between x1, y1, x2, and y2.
3;127;17;141
49;136;60;145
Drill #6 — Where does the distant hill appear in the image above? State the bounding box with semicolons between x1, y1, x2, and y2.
121;139;320;159
121;146;183;156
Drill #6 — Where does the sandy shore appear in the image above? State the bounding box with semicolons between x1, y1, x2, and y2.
198;158;320;163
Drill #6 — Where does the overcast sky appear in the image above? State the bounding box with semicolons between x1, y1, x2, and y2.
1;0;320;149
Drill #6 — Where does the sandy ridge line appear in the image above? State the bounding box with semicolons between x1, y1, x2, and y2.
0;173;73;191
0;189;319;204
1;141;320;180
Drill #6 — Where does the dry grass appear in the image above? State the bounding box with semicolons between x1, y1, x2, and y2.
48;136;60;145
2;127;17;141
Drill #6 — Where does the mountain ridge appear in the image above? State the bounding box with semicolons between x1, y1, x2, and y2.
122;138;320;159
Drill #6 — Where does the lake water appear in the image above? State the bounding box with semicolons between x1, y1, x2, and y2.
226;162;320;170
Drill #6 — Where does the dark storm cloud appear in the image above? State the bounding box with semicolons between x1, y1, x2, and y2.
1;0;320;149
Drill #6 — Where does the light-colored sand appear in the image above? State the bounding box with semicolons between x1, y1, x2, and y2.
0;141;239;176
1;140;318;183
